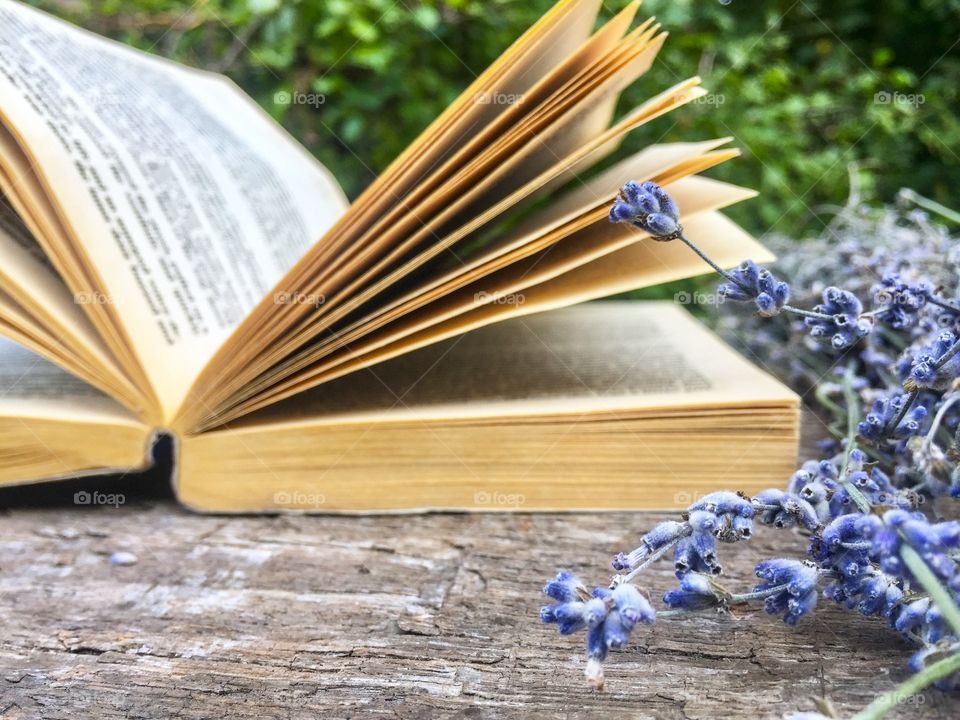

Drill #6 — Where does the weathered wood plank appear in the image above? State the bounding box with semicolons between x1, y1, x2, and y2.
0;440;958;718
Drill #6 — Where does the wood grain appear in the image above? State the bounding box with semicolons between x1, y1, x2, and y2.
1;433;959;719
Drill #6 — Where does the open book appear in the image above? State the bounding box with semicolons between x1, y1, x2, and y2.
0;0;799;511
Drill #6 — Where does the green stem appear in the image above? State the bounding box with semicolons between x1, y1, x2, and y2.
839;367;872;514
851;650;960;720
900;544;960;636
899;188;960;225
815;384;845;418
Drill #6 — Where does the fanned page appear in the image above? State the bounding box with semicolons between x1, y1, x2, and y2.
190;181;767;426
0;0;348;421
0;337;151;485
176;303;800;512
175;0;765;433
0;194;143;410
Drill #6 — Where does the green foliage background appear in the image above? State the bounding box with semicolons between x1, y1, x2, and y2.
31;0;960;238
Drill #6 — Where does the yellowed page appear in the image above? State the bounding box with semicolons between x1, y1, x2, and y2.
309;10;655;297
310;138;736;354
176;302;798;512
0;203;99;357
188;183;755;427
0;1;348;420
180;82;715;422
0;336;141;422
349;211;772;376
284;49;683;334
241;301;798;426
268;0;603;301
0;131;155;403
0;336;152;485
244;176;750;399
190;189;765;429
507;137;732;240
180;411;799;513
187;8;656;398
0;200;143;405
363;0;603;211
0;288;96;375
327;137;732;335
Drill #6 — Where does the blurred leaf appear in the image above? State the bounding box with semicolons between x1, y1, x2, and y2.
247;0;279;15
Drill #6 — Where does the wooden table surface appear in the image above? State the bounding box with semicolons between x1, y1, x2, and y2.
1;440;959;719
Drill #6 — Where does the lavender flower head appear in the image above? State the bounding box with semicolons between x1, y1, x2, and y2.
859;393;928;442
609;180;681;240
718;260;791;317
872;273;930;329
905;330;960;391
754;559;820;625
805;286;873;349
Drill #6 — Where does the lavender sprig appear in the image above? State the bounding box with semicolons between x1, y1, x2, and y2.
540;182;960;713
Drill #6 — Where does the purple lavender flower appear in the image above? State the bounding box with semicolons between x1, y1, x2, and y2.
544;189;960;698
717;260;791;317
872;273;930;329
752;489;821;530
809;514;874;588
859;393;928;442
687;491;754;517
905;330;960;391
675;510;722;575
614;493;757;576
581;584;655;689
823;567;904;618
892;597;931;635
609;180;681;240
804;287;872;349
857;511;960;590
787;459;839;522
612;520;690;572
543;570;587;603
542;587;607;637
612;583;656;629
663;571;728;610
540;599;589;634
541;571;594;634
754;559;820;625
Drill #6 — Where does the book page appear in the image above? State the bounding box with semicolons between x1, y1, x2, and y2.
295;140;739;366
178;302;799;512
188;181;760;427
0;192;52;271
289;0;603;281
0;336;152;485
228;301;798;430
0;336;141;423
0;195;144;404
178;0;652;424
178;83;718;429
0;1;349;418
284;211;773;397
